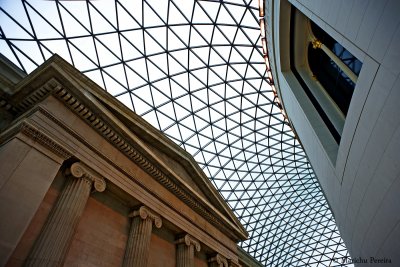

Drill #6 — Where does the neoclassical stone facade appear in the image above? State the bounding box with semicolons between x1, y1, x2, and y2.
0;55;261;267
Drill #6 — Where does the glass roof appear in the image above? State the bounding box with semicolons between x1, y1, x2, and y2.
0;0;351;266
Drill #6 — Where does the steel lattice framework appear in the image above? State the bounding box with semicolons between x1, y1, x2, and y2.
0;0;351;266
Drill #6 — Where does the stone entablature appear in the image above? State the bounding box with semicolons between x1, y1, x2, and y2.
0;121;72;161
0;55;251;266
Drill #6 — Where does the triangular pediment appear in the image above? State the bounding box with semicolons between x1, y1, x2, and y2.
1;55;248;241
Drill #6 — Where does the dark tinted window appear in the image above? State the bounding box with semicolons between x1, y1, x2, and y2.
309;22;362;115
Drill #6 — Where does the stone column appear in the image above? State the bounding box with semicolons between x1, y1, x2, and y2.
208;253;228;267
123;206;162;267
175;234;201;267
24;162;106;267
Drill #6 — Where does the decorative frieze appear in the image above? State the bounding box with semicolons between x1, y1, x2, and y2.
176;234;201;267
24;162;106;267
0;121;72;160
123;206;162;267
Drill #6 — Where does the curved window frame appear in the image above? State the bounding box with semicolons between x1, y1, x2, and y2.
290;9;362;145
308;21;362;116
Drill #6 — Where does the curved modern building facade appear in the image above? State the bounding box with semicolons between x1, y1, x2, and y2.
265;0;400;264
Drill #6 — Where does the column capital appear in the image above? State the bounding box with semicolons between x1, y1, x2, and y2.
175;234;201;252
209;253;228;267
129;206;162;228
66;162;106;192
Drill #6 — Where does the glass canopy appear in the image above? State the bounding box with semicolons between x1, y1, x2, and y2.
0;0;350;266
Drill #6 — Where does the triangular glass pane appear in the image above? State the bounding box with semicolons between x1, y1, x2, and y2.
12;40;45;64
147;58;167;82
170;0;193;22
120;34;142;60
149;53;169;75
189;73;206;91
167;1;189;24
209;49;226;65
118;0;142;26
156;110;175;130
197;1;220;22
188;50;205;70
126;58;149;84
125;67;147;89
96;32;122;59
144;31;165;55
94;39;120;66
89;3;116;34
170;48;189;67
90;1;117;29
170;79;188;99
211;26;230;45
227;67;242;81
216;4;236;25
69;36;97;65
13;47;40;73
226;2;246;24
168;54;186;76
70;44;97;70
122;30;145;55
60;3;90;36
147;27;167;51
27;4;62;39
116;3;141;31
242;8;257;26
1;1;32;38
131;86;154;112
143;1;165;27
167;28;188;51
192;3;213;24
151;86;170;107
213;45;231;61
189;28;208;47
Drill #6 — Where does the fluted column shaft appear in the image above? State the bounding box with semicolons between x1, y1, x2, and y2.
175;234;201;267
24;162;106;267
177;242;195;267
123;206;162;267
